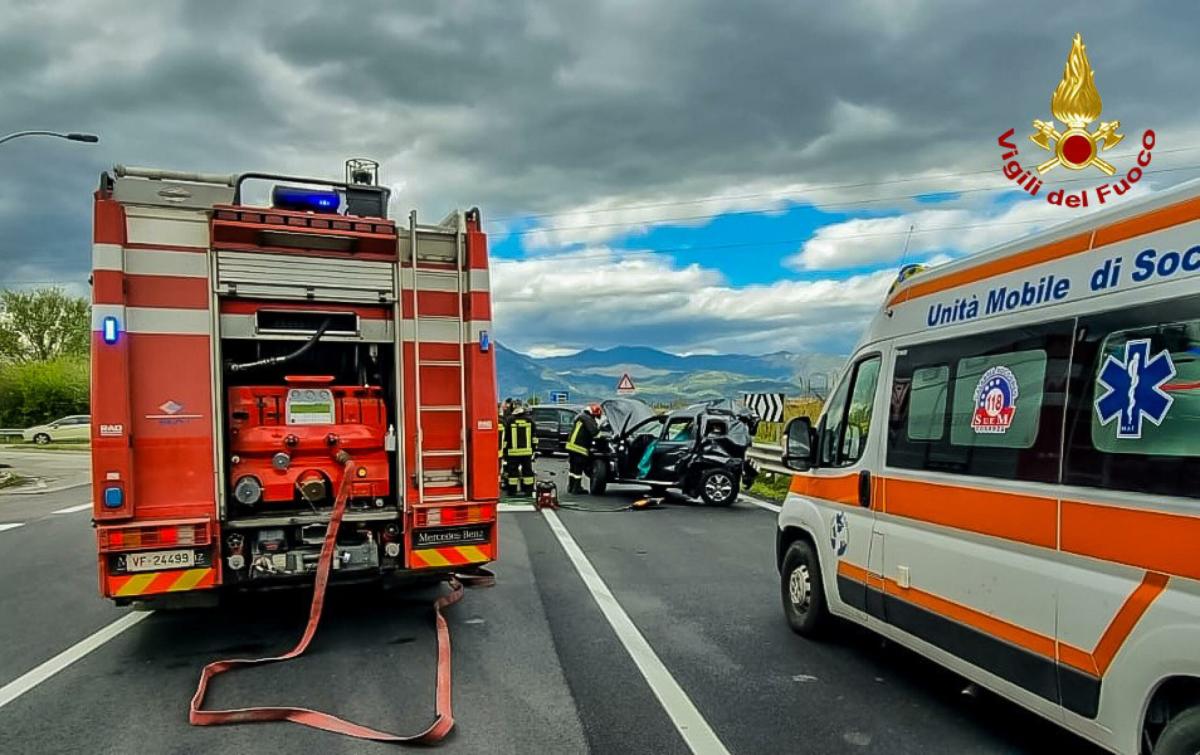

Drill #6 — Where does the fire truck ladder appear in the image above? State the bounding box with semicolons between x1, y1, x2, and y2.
410;210;470;505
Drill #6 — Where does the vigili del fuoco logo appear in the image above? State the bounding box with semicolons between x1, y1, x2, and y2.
997;33;1155;208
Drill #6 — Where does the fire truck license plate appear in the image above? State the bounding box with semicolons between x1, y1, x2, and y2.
125;549;195;572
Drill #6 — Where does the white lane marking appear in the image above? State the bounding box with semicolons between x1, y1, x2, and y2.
0;523;25;533
0;611;153;710
741;496;781;513
541;509;730;755
498;503;535;513
52;503;92;515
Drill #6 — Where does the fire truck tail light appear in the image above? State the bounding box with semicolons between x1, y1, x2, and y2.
415;504;492;528
100;522;210;551
102;316;120;344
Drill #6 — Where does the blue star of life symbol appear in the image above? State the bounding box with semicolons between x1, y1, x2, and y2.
1094;338;1176;439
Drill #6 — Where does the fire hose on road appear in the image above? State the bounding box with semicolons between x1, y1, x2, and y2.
189;452;494;743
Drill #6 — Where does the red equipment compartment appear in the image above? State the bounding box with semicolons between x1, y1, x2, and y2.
227;379;389;506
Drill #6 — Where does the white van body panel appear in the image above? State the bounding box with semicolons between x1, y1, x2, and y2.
777;179;1200;755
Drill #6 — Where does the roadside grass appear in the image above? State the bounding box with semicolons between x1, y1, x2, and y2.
0;442;91;452
753;397;825;445
748;470;791;503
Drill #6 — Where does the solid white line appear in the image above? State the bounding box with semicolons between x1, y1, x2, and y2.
52;503;92;515
541;509;730;755
740;496;781;513
0;523;25;533
0;611;153;710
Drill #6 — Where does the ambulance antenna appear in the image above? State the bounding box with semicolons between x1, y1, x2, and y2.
899;224;916;265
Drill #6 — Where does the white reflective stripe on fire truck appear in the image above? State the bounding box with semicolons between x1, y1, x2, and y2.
469;268;489;292
92;305;209;335
93;243;123;271
399;268;490;293
123;248;208;278
400;318;493;343
124;206;210;248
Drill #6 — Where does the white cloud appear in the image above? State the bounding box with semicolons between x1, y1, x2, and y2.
786;192;1119;271
492;248;893;355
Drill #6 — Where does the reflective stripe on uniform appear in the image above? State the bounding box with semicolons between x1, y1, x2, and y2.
565;421;589;456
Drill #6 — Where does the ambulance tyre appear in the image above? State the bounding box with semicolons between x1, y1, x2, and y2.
588;460;608;496
781;538;829;637
1154;706;1200;755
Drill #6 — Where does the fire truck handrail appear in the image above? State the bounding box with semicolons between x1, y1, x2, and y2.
114;165;237;185
233;171;391;207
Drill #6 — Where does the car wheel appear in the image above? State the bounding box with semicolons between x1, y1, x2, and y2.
1154;706;1200;755
698;468;737;506
33;433;51;445
588;459;608;496
781;539;830;637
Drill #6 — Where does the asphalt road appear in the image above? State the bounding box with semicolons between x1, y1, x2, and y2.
0;451;1105;754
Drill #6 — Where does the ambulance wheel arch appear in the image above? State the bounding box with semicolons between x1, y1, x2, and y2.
1102;624;1200;755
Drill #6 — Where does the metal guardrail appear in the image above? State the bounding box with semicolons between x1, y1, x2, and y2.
0;429;25;439
747;442;792;476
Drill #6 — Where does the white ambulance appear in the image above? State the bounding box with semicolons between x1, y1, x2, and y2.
775;180;1200;755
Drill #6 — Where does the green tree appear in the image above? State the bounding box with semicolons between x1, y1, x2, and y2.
0;356;90;427
0;288;90;363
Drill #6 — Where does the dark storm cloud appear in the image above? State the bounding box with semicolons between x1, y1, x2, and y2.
2;0;1198;290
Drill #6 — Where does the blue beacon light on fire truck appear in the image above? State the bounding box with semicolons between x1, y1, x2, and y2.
271;185;341;213
102;316;120;344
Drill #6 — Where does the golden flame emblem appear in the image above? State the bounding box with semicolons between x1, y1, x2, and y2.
1030;34;1123;175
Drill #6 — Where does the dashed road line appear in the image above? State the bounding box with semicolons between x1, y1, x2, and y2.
542;508;730;755
0;611;153;710
0;523;25;533
51;503;92;515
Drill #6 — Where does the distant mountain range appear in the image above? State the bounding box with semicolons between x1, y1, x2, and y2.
495;343;845;405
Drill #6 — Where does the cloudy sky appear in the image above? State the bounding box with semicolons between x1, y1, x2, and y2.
2;0;1199;356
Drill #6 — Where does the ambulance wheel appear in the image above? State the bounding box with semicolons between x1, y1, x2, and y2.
781;539;829;637
1154;706;1200;755
698;468;737;506
33;433;50;445
588;460;607;496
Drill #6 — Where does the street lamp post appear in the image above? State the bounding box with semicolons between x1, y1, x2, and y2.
0;130;99;146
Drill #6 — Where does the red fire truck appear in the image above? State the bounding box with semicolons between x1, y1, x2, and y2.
90;161;499;606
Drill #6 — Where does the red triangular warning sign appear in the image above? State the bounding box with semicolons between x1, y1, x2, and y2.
616;373;636;392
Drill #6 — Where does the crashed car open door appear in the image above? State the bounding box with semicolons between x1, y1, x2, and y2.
591;398;758;505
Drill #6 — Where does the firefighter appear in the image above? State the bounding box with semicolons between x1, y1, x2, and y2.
503;402;537;496
565;403;602;495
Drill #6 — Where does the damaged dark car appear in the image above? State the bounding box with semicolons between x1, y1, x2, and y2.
589;398;759;505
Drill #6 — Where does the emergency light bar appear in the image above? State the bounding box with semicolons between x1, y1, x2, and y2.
271;185;341;213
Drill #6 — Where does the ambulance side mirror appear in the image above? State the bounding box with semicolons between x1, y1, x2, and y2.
782;417;816;472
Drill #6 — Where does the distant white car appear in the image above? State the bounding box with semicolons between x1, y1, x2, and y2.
22;415;91;444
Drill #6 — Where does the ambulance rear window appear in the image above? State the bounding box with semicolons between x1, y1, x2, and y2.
1089;321;1200;457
